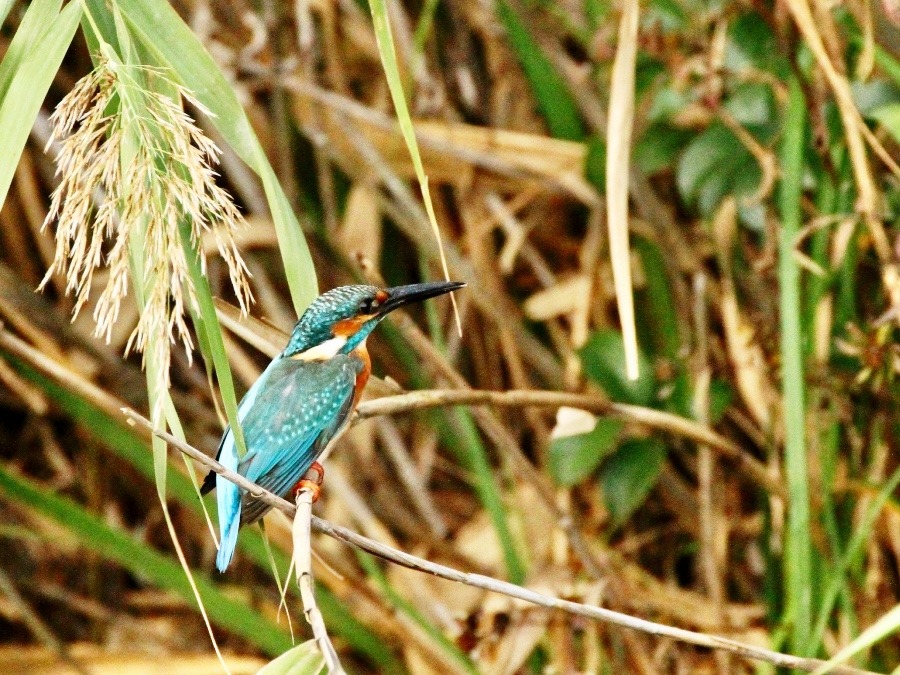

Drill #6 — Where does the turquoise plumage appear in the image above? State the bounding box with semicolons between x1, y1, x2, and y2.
202;281;463;571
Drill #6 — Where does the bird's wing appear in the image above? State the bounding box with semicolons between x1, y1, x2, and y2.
200;355;283;496
236;354;361;522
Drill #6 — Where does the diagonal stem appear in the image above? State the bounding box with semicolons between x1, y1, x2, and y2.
122;407;875;675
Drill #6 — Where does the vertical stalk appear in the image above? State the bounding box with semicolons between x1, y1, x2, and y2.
779;75;811;655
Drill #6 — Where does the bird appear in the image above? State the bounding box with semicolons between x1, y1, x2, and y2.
201;280;464;572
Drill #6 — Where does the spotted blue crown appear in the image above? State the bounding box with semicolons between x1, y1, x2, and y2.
283;285;381;357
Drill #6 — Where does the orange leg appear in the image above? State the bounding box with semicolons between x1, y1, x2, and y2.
292;461;325;503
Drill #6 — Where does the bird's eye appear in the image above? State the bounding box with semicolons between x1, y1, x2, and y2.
359;298;375;314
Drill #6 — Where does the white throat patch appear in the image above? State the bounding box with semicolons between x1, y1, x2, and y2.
293;335;348;361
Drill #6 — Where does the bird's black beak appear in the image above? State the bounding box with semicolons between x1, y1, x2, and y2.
377;280;465;316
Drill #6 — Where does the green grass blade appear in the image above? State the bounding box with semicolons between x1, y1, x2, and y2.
446;408;526;584
0;0;61;100
873;45;900;87
0;464;294;656
113;0;318;314
179;219;248;456
778;74;811;655
495;0;584;141
809;463;900;655
366;0;456;295
412;0;440;54
0;0;80;209
0;0;16;28
812;601;900;675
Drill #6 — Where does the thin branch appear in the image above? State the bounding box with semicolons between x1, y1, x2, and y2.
121;408;873;675
355;388;782;497
293;489;344;673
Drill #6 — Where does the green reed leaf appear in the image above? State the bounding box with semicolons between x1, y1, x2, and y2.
0;0;80;210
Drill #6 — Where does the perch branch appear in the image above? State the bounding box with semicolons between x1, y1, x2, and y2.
356;389;781;496
122;408;872;675
293;488;344;673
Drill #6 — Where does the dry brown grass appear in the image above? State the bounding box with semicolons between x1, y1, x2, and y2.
1;0;899;673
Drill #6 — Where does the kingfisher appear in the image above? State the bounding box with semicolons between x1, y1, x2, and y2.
201;281;464;571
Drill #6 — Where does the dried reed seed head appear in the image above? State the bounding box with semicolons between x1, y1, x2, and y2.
41;54;253;391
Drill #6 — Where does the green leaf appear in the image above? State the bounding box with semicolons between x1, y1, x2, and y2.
724;82;777;137
579;329;656;406
870;103;900;144
600;438;666;525
366;0;457;322
676;121;763;218
851;79;900;117
257;641;326;675
0;0;80;210
647;86;693;122
635;54;665;98
495;0;585;141
179;219;248;457
874;44;900;90
677;123;741;201
634;122;693;175
645;0;686;32
585;0;610;28
0;0;61;102
725;13;788;77
550;418;624;487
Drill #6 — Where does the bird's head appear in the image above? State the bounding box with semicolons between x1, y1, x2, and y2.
284;281;465;360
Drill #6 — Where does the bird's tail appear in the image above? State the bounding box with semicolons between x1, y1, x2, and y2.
215;460;242;572
216;513;241;572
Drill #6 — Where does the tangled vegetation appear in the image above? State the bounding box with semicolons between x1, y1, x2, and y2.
0;0;899;672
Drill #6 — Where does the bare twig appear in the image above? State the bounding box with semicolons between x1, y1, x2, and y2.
355;388;781;497
293;488;344;673
121;408;874;675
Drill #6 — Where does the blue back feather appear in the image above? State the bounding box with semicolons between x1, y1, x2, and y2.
214;354;361;571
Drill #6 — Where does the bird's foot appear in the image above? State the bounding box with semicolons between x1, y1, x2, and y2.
293;461;325;503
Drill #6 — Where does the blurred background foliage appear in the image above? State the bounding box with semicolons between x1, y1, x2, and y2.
0;0;899;672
